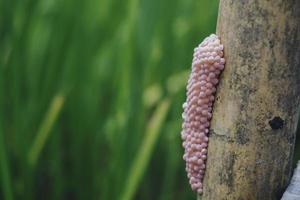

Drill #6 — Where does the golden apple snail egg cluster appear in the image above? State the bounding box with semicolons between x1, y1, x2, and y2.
181;34;225;194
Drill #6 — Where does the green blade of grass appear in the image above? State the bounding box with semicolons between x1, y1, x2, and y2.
28;93;65;168
0;122;13;200
120;98;171;200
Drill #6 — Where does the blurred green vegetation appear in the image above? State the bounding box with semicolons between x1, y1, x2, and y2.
0;0;219;199
0;0;299;200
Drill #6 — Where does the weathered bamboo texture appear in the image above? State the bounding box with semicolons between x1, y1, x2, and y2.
199;0;300;200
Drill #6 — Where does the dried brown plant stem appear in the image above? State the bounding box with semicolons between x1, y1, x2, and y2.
200;0;300;199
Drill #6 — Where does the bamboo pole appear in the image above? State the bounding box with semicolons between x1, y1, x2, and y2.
200;0;300;199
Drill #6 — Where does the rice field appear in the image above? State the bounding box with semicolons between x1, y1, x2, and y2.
0;0;299;199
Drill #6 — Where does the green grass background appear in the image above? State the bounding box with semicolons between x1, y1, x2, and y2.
0;0;299;199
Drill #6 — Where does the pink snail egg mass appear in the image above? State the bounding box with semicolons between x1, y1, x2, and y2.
181;34;225;194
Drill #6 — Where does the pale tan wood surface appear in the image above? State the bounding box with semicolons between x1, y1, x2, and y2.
199;1;300;199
